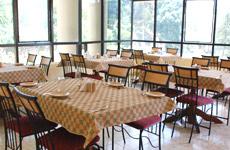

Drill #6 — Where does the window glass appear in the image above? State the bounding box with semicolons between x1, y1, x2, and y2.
54;45;77;62
82;0;101;41
133;42;153;53
0;47;16;63
156;43;181;56
0;0;14;44
121;0;131;40
214;46;230;59
53;0;78;42
215;0;230;44
182;44;212;58
133;1;154;40
185;0;214;43
156;0;183;42
18;0;48;41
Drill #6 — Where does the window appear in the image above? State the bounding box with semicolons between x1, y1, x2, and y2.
185;0;214;43
156;43;181;56
18;46;50;64
104;43;118;51
214;46;230;59
0;47;16;63
120;42;131;49
183;44;212;58
215;0;230;44
104;0;118;41
121;0;131;40
0;0;14;44
54;45;77;62
156;0;183;42
53;0;78;42
82;0;101;41
18;0;48;41
133;1;155;41
133;42;153;53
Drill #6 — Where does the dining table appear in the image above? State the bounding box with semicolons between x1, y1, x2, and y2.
144;53;181;65
0;63;47;84
18;78;175;148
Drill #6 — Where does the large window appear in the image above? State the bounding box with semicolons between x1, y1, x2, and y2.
104;0;118;41
183;44;212;58
214;46;230;59
215;0;230;44
82;0;101;42
185;0;214;43
121;0;131;40
0;0;14;44
156;0;183;42
133;1;155;41
53;0;78;42
0;47;16;63
18;0;48;41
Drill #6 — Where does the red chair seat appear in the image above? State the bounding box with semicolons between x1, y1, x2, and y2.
81;73;103;80
6;116;57;137
65;72;75;78
126;115;161;130
156;88;183;98
38;127;100;150
177;94;214;106
223;87;230;95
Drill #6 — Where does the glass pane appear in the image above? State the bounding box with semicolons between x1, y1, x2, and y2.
121;0;131;40
133;42;153;53
182;44;212;58
185;0;214;43
54;45;77;62
214;46;230;59
0;47;16;63
18;0;48;41
87;43;101;56
104;43;118;52
215;0;230;44
53;0;78;42
133;1;154;40
156;0;183;42
82;0;101;41
120;42;131;49
18;46;50;64
104;0;118;40
156;43;181;56
0;0;14;44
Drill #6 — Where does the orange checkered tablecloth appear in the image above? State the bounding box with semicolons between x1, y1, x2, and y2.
20;79;175;147
144;53;181;64
0;65;47;83
85;57;134;72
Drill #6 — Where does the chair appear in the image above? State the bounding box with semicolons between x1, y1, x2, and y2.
171;66;214;143
152;47;162;54
0;82;57;150
228;57;230;60
201;55;219;69
26;53;37;66
39;56;52;76
166;48;178;55
148;63;169;72
133;50;144;65
123;70;172;150
13;86;100;150
220;59;230;71
106;49;118;57
72;54;87;73
59;53;75;78
120;50;133;59
192;57;210;67
105;64;130;86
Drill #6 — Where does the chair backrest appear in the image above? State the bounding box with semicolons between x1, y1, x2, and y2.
72;54;87;73
133;50;144;64
166;48;178;55
26;53;37;66
152;47;162;53
141;70;172;91
220;59;230;70
201;55;219;68
59;53;73;77
148;63;169;72
173;65;199;94
106;64;130;86
106;49;118;57
0;82;22;149
120;50;133;59
39;56;52;76
228;57;230;60
13;87;55;150
192;57;210;67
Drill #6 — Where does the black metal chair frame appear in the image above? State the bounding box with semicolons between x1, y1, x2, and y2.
191;57;210;67
26;53;37;66
201;55;219;69
147;62;169;72
60;53;74;78
72;54;87;74
166;48;178;55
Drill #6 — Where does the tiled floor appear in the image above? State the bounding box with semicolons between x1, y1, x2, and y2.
0;100;230;150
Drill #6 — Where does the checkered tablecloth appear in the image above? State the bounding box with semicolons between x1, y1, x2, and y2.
20;79;175;147
144;54;181;65
85;57;135;72
0;65;47;83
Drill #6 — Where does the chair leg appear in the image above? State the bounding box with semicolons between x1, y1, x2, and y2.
216;99;219;116
139;130;143;150
227;98;230;126
106;127;110;138
112;126;114;150
171;111;177;138
159;122;162;150
189;108;196;143
121;124;126;144
102;129;105;150
209;104;213;136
